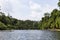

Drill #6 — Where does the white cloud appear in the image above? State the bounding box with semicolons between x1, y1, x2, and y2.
29;1;41;10
8;0;30;20
29;1;43;20
29;0;57;21
0;0;30;19
42;4;57;13
0;0;58;21
0;0;9;15
0;0;3;6
29;0;42;20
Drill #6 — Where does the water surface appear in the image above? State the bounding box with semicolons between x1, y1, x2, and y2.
0;30;60;40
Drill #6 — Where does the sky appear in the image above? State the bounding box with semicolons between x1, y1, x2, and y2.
0;0;58;21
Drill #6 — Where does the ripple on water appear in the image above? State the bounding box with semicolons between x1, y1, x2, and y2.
0;30;60;40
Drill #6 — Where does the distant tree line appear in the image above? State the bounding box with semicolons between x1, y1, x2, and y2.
0;12;39;30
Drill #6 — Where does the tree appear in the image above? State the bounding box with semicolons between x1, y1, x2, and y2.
0;12;5;16
0;22;7;30
58;0;60;9
44;13;50;17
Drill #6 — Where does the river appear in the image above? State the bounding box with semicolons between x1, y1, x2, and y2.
0;30;60;40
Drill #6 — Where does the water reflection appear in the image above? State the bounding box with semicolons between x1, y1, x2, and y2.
0;30;60;40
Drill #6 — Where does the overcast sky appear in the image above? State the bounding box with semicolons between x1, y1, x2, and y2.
0;0;58;21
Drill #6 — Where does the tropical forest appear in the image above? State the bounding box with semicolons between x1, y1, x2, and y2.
0;0;60;30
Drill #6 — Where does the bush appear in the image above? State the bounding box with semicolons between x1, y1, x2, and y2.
0;22;7;30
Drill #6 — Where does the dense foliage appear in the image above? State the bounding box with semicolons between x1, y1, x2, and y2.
0;12;39;30
39;9;60;29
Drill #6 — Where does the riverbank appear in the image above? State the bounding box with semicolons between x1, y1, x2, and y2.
48;29;60;31
0;29;60;31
